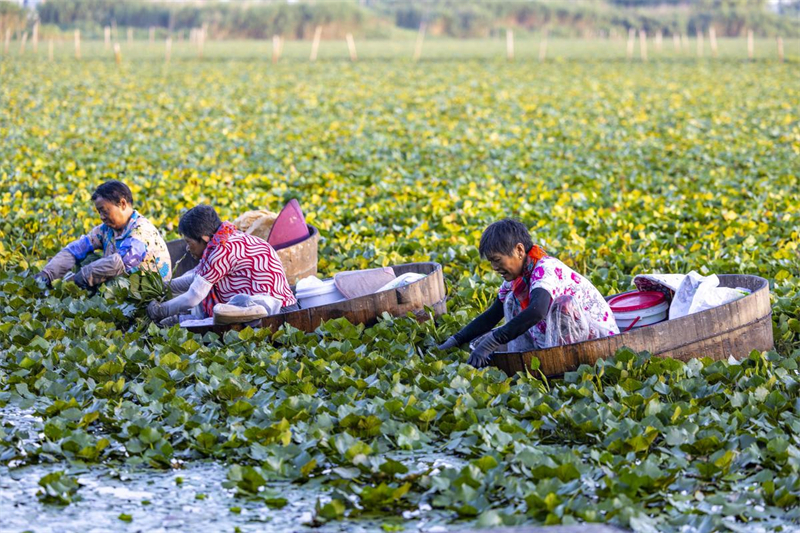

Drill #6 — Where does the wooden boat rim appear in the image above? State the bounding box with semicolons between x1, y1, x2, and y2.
491;273;770;356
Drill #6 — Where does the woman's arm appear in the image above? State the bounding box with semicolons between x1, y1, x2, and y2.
492;288;552;344
147;275;213;320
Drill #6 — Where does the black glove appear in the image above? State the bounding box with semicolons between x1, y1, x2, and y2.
34;272;51;288
72;269;90;289
468;333;501;368
147;301;170;321
436;336;459;351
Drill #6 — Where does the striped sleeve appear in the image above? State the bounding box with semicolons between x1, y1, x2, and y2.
196;245;234;285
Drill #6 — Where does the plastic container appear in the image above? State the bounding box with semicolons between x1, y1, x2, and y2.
608;291;669;331
295;276;346;309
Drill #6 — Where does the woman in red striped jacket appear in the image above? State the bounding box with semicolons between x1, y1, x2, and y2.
147;205;298;325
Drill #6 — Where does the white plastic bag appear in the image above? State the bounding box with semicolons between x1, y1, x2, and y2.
543;295;591;348
669;271;748;320
228;293;282;315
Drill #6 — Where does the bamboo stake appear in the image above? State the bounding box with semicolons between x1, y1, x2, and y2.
165;36;171;63
777;36;784;63
747;29;754;60
539;28;548;62
709;27;718;57
412;22;425;62
149;26;155;43
696;30;704;57
272;34;281;63
506;28;514;61
626;28;635;60
655;30;662;53
74;29;81;59
639;29;648;61
19;32;27;54
127;27;133;44
346;32;357;61
32;22;38;53
113;42;121;65
48;38;53;61
310;25;322;62
673;33;680;52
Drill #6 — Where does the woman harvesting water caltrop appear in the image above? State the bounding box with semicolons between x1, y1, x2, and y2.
437;219;619;368
35;180;171;289
147;205;298;325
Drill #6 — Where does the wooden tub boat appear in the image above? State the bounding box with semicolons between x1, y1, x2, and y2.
490;274;773;378
183;262;447;335
167;225;320;285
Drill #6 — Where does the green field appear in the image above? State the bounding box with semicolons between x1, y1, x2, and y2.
1;40;800;532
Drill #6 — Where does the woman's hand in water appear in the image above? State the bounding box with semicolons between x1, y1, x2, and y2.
436;336;459;351
468;333;501;368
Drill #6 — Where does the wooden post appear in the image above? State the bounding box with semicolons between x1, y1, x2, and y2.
19;32;27;54
412;22;425;62
655;30;662;52
777;36;784;63
74;29;81;59
310;25;322;62
165;37;172;63
127;27;133;44
673;32;680;52
32;22;38;53
627;28;635;59
104;26;111;49
346;32;357;61
113;42;121;65
539;28;548;62
639;29;647;61
272;34;281;63
48;39;53;61
696;29;704;57
506;28;514;61
149;26;155;43
709;27;718;57
747;29;754;60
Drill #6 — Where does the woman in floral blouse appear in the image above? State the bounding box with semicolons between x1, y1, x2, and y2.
35;181;171;288
437;219;618;368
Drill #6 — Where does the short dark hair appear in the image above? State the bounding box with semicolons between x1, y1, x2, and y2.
91;180;133;205
479;219;534;258
179;205;222;242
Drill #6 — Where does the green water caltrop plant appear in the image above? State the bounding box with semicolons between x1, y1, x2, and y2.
1;55;799;531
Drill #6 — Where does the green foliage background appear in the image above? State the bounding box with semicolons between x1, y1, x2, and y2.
1;48;800;531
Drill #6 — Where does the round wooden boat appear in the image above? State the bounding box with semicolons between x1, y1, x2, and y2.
166;225;320;284
184;261;447;335
490;274;773;378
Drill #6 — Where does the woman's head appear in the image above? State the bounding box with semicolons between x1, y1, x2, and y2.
91;181;134;231
479;219;534;281
179;205;222;259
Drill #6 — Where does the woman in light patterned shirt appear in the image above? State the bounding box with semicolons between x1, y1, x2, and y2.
36;181;171;288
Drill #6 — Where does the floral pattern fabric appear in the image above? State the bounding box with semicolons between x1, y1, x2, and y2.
499;256;619;350
81;211;171;280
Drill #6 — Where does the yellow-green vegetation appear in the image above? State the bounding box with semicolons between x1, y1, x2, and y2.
1;52;800;531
